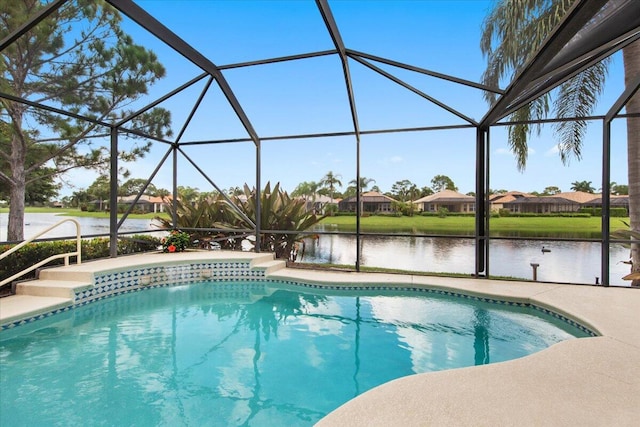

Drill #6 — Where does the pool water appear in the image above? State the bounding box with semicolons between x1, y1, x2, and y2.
0;280;590;426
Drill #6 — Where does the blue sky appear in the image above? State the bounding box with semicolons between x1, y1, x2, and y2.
61;0;629;196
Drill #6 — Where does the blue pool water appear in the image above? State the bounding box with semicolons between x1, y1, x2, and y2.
0;281;590;426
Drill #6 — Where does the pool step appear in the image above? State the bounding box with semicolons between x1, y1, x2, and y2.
253;259;286;275
1;253;287;328
38;268;93;283
16;279;93;299
0;294;72;326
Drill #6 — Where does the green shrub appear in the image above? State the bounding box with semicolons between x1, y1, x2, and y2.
580;207;627;217
376;212;403;217
156;182;326;260
419;210;472;218
496;212;592;218
324;204;339;215
437;207;449;218
335;211;356;216
161;230;190;252
611;208;628;217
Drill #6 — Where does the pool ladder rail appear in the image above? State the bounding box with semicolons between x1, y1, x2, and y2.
0;218;82;288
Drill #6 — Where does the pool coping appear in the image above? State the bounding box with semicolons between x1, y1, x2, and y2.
1;251;639;426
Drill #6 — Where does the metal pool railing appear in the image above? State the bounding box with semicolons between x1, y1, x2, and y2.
0;218;82;287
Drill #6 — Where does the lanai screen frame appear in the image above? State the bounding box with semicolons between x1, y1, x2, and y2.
1;0;639;286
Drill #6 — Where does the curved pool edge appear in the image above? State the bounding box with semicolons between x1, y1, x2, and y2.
315;336;640;427
1;251;639;426
267;271;640;426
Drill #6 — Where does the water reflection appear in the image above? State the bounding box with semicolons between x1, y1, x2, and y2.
1;283;588;426
474;308;490;365
301;234;631;286
1;213;631;286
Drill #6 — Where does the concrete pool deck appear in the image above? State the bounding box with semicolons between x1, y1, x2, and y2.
1;251;639;426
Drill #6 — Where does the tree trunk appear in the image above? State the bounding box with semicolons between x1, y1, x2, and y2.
7;101;28;242
622;40;640;286
8;137;26;241
8;180;26;242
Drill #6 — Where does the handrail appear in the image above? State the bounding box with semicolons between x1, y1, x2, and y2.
0;218;82;287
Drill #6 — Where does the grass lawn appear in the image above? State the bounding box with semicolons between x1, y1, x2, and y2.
1;207;629;237
320;215;629;237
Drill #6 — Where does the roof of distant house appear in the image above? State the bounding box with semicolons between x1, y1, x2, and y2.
341;191;397;203
317;194;341;204
503;196;582;205
489;191;533;203
414;190;474;204
584;194;630;206
553;191;601;203
115;195;172;203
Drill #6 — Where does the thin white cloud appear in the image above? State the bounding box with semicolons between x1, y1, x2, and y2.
545;144;559;156
389;155;403;163
495;148;510;155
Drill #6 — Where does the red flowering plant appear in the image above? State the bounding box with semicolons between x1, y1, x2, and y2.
161;230;190;253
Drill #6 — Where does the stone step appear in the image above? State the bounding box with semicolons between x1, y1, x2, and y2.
253;259;286;274
248;253;279;266
0;294;72;326
16;279;92;299
38;268;94;282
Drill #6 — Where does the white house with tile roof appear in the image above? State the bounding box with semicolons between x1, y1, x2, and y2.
413;190;475;213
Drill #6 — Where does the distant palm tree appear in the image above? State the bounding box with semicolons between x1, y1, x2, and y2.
349;177;376;213
349;177;376;193
481;1;639;285
570;180;595;193
155;188;170;197
319;171;342;215
292;181;319;209
227;186;243;196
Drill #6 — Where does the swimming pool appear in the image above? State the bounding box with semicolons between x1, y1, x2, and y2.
0;280;591;426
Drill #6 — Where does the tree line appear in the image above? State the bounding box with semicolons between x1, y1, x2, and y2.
35;173;628;212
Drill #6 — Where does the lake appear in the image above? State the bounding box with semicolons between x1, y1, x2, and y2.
0;213;632;287
0;213;164;241
299;232;631;286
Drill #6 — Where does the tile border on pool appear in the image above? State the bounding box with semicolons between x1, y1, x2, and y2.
265;279;598;337
1;260;265;330
1;260;598;338
2;306;75;329
74;261;263;306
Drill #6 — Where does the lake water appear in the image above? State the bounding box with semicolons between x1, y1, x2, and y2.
1;213;631;286
299;233;631;286
0;213;163;241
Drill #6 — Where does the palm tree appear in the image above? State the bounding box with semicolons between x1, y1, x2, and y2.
570;180;595;193
348;177;376;193
348;177;376;214
481;1;639;285
319;171;342;215
292;181;319;212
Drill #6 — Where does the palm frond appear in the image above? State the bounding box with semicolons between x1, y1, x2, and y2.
553;60;610;164
481;0;586;171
